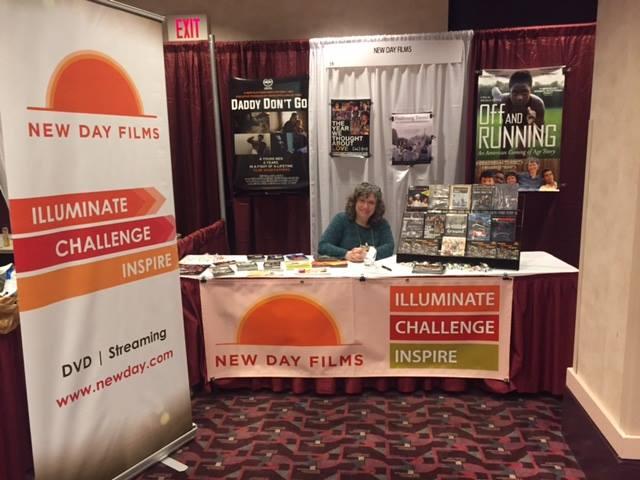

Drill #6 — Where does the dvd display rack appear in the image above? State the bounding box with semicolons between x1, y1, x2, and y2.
396;184;521;270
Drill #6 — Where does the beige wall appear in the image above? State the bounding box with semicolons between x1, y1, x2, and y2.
121;0;449;41
569;0;640;459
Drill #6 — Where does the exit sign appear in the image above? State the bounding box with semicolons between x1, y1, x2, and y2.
166;15;208;41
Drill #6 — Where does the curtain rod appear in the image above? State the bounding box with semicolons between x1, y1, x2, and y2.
89;0;164;22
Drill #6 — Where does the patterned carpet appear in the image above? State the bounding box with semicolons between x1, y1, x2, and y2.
136;389;585;479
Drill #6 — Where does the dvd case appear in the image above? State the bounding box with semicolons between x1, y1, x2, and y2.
491;215;516;242
492;184;519;211
448;184;472;210
471;184;493;210
424;213;446;239
427;184;450;211
441;236;466;256
445;213;468;237
467;212;492;242
406;185;430;210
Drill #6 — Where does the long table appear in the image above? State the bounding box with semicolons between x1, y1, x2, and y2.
0;251;578;478
185;251;578;395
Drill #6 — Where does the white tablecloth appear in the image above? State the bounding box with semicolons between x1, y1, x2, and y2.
180;251;577;281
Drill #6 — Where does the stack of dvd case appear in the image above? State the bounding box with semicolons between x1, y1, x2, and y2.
397;184;521;269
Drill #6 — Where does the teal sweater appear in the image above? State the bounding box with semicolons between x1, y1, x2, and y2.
318;212;395;260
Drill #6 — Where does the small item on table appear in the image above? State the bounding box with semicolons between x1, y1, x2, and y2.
212;259;236;268
412;261;445;274
363;244;377;266
446;262;491;272
236;261;259;271
285;259;312;271
211;265;235;277
263;260;282;270
179;264;209;276
285;253;309;261
312;256;348;268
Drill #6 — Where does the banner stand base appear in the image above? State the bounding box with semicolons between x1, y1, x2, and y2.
113;423;197;480
161;456;189;472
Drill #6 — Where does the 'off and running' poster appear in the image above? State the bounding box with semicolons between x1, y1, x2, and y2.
475;67;565;191
230;76;309;192
0;2;193;478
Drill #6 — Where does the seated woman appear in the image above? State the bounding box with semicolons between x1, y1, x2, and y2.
318;182;395;262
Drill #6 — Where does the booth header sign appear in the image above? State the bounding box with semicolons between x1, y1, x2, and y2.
166;14;208;41
325;39;463;68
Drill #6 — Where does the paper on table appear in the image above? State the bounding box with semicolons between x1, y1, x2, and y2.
179;254;220;265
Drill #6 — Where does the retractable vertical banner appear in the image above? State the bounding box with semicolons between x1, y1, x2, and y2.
0;2;194;479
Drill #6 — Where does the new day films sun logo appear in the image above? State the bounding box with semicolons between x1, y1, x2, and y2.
28;50;155;118
215;294;364;370
237;294;341;346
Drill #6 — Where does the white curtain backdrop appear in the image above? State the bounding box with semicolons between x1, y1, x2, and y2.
309;31;474;254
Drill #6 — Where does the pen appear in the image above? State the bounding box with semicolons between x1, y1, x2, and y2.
381;265;392;272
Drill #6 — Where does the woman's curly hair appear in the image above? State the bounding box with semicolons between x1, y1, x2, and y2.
345;182;386;226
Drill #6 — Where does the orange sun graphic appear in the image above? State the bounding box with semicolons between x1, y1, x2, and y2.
236;294;341;346
28;50;154;117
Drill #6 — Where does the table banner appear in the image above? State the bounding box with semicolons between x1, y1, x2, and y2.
201;276;512;380
0;2;192;479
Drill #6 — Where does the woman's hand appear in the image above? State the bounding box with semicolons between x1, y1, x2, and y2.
346;247;366;262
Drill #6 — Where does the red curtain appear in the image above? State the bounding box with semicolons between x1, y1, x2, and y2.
0;199;9;236
164;41;221;236
215;40;310;254
466;24;596;267
0;328;33;479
